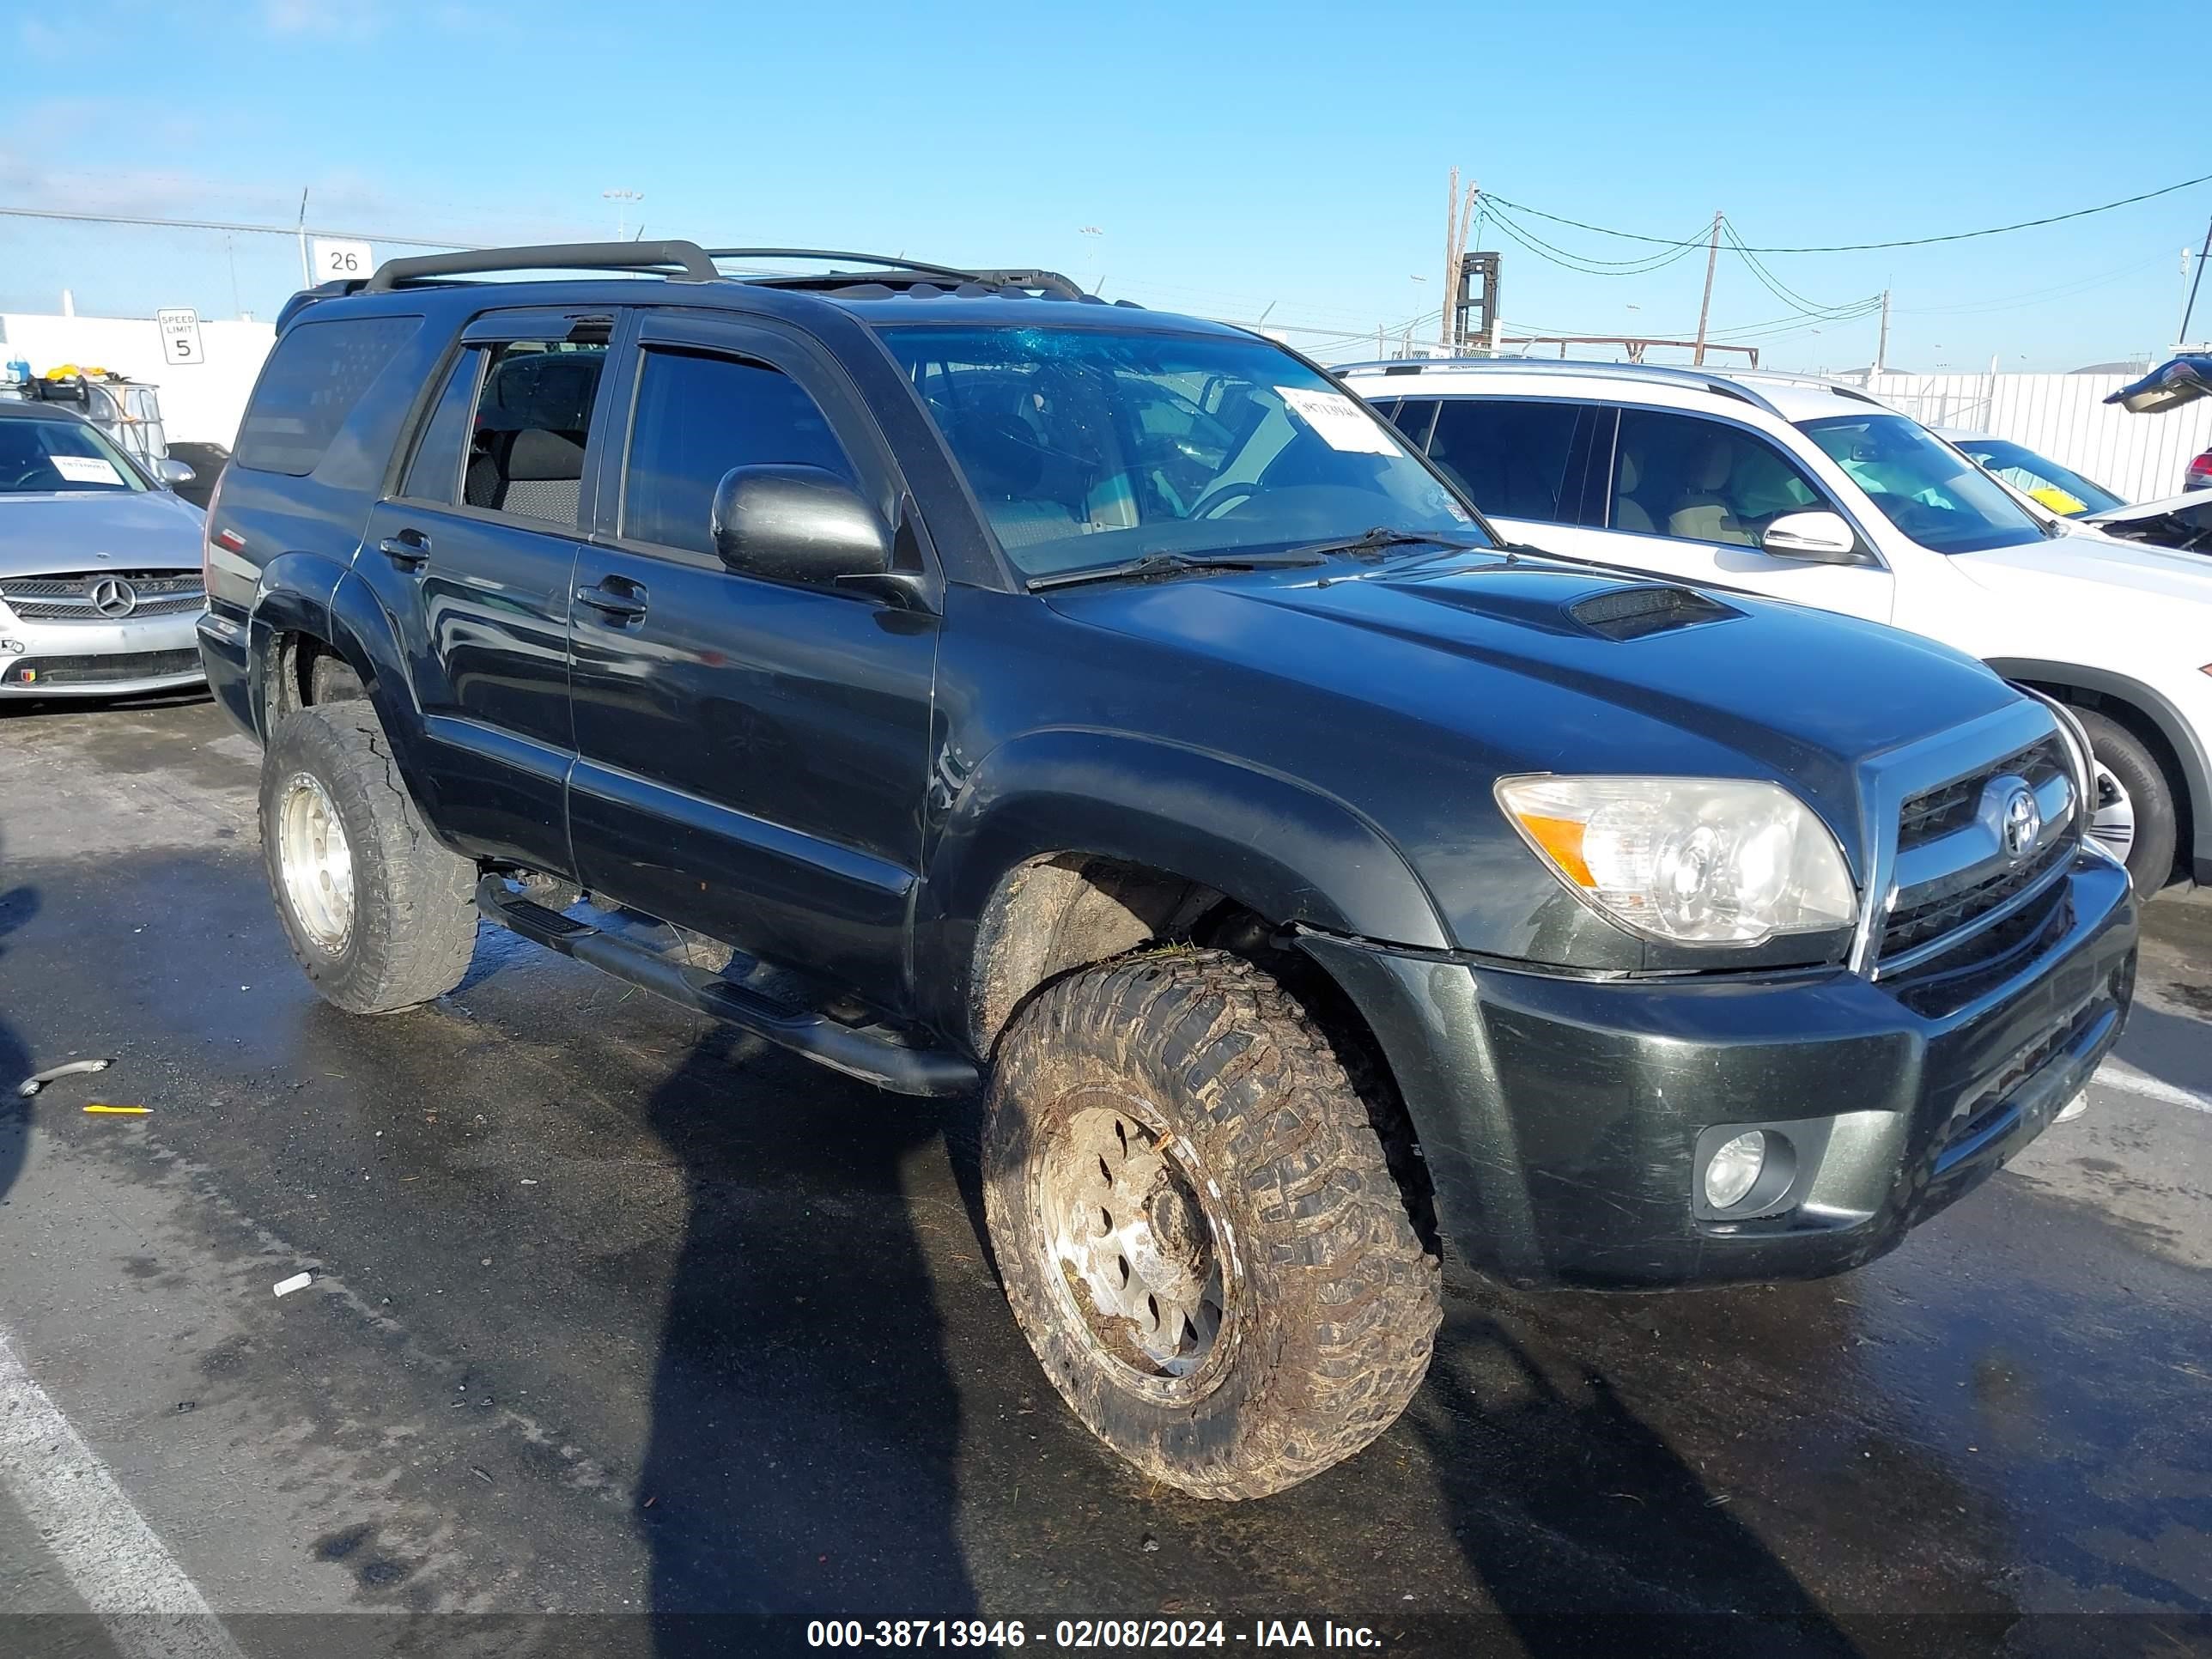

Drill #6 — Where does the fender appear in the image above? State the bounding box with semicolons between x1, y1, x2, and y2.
912;726;1450;1041
245;552;347;741
250;558;428;795
321;566;434;780
1986;656;2212;872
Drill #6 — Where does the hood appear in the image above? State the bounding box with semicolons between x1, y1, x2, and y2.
2075;489;2212;554
2106;356;2212;415
0;489;205;577
1048;553;2020;844
1955;531;2212;605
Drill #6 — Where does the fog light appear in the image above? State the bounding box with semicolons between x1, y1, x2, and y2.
0;640;21;654
1704;1130;1767;1209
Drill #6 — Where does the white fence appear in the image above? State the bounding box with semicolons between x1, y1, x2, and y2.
0;312;275;447
1863;371;2212;505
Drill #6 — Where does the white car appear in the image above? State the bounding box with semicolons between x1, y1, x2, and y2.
1942;428;2212;556
1335;357;2212;893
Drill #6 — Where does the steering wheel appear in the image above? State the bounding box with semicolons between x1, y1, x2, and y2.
0;464;46;490
1189;483;1259;520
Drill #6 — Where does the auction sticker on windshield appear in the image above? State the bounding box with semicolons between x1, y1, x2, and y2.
1275;386;1399;454
50;455;123;487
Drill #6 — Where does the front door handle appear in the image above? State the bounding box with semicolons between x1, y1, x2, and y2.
575;580;648;622
377;532;431;571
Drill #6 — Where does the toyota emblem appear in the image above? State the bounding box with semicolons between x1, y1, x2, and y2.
90;576;137;618
2002;785;2041;860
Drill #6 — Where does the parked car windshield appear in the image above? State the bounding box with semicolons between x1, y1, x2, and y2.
0;414;147;495
1950;436;2126;518
874;325;1480;578
1799;414;2042;554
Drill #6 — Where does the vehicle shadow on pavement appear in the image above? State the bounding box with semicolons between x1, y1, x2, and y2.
2111;998;2212;1101
1413;1311;1861;1657
635;1026;978;1654
0;831;36;1211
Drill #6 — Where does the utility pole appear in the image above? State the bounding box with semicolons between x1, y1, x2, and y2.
2180;216;2212;347
604;188;642;240
1442;170;1477;348
295;188;312;289
1691;210;1723;366
1875;289;1891;376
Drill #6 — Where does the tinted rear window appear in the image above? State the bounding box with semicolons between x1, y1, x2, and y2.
234;315;421;477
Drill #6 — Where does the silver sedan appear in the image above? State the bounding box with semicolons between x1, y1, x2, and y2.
0;400;207;698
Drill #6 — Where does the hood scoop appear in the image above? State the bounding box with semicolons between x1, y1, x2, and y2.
1566;582;1740;641
1391;568;1741;641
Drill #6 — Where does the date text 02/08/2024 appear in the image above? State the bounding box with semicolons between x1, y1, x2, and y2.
805;1619;1385;1648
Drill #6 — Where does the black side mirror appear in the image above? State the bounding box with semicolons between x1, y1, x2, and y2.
710;465;892;587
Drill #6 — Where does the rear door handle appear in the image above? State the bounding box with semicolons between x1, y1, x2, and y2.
377;532;431;571
575;580;648;622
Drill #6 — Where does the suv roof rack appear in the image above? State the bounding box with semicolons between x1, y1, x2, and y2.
706;249;1098;302
1331;356;1799;423
1704;367;1887;406
362;240;721;291
352;241;1114;307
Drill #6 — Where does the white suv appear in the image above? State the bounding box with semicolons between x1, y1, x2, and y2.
1336;358;2212;893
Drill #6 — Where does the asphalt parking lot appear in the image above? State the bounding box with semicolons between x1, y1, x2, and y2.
0;693;2206;1658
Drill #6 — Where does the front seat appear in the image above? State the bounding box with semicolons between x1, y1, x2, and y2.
1613;450;1656;532
1667;434;1748;544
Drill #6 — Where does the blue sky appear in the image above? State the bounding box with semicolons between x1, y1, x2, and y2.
3;0;2204;372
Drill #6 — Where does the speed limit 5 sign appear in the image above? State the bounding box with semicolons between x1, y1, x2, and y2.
156;308;204;367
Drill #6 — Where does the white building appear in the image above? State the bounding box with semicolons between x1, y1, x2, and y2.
1;310;276;447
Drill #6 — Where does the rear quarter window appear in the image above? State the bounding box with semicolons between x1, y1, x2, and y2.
234;314;422;477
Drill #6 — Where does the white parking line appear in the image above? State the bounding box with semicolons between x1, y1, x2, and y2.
0;1324;248;1659
2095;1060;2212;1116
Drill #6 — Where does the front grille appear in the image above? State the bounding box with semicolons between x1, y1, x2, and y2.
1881;830;2073;961
1895;735;2068;851
6;648;202;686
0;571;205;622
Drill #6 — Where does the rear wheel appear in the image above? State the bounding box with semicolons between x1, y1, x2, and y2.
260;704;477;1013
2075;708;2176;893
983;948;1441;1499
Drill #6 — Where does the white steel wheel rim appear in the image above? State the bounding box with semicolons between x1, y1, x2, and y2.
2088;761;2135;868
1036;1091;1233;1402
277;771;355;953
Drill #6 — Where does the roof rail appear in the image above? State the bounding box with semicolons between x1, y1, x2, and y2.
361;240;720;292
702;247;979;281
706;249;1094;301
1710;367;1886;406
1330;356;1796;422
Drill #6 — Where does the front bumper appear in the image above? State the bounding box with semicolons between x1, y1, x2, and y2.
0;605;205;697
1303;853;2137;1289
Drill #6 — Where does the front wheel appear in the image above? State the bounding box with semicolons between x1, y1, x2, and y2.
2075;708;2177;894
260;704;477;1013
982;949;1442;1499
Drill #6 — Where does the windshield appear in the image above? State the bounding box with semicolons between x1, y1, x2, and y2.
875;325;1480;579
0;414;147;495
1799;414;2042;555
1951;437;2126;518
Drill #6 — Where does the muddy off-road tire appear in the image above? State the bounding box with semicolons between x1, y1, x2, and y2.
983;949;1442;1499
259;704;476;1015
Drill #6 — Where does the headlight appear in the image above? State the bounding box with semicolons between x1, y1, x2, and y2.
1495;775;1856;945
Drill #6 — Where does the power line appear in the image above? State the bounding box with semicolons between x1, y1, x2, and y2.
1482;202;1708;277
1720;219;1881;319
0;204;483;251
1485;171;2212;253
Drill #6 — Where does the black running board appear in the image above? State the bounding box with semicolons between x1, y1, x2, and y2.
474;877;978;1098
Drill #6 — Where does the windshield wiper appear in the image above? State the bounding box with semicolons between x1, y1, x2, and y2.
1279;526;1486;561
1026;550;1326;592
